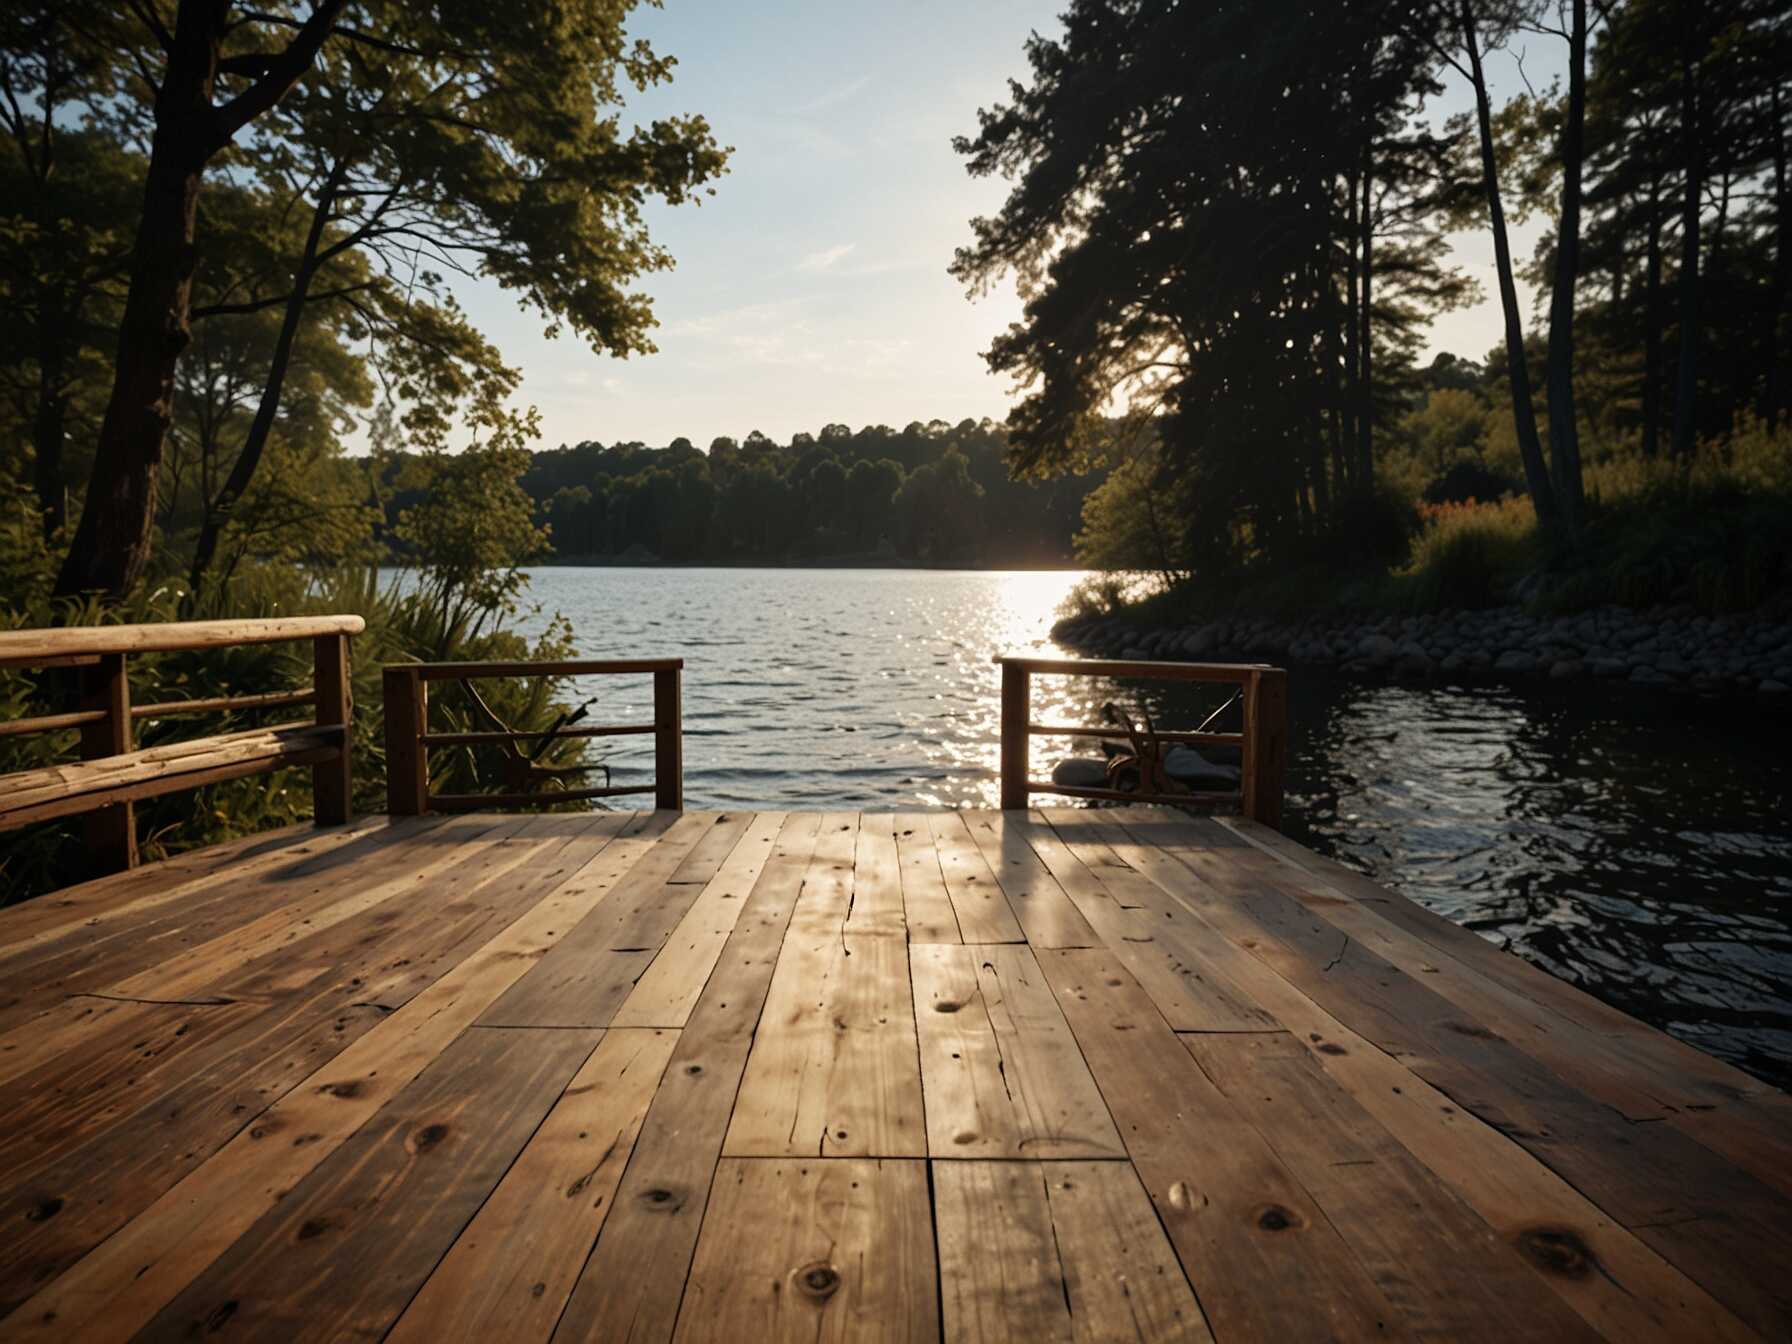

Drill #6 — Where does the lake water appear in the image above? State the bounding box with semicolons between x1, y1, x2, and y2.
511;566;1792;1088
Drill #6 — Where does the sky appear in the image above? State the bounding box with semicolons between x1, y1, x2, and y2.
451;2;1564;452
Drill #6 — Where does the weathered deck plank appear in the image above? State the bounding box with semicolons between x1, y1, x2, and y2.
0;803;1785;1344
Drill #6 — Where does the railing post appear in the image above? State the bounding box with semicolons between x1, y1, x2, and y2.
312;634;353;825
79;651;136;874
654;665;683;811
1241;668;1288;830
999;659;1030;810
384;666;428;816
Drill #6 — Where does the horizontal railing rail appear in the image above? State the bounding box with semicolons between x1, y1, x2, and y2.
382;658;682;816
0;615;363;875
994;655;1287;828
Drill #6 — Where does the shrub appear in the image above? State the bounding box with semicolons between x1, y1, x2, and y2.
1399;497;1539;610
1422;459;1522;506
1322;484;1421;570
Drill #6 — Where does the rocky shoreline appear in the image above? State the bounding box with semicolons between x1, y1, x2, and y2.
1052;603;1792;695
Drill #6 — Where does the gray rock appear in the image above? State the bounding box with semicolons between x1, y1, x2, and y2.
1494;650;1537;674
1051;757;1110;788
1357;633;1399;662
1761;679;1791;694
1549;659;1584;680
1591;658;1629;678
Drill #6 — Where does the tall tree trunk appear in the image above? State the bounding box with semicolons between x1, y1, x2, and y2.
1766;81;1787;430
1343;165;1360;489
187;161;344;602
31;296;68;539
1545;0;1586;540
1462;0;1556;529
1643;172;1665;457
50;0;345;603
1357;143;1374;488
1324;242;1348;500
51;0;229;601
1671;38;1702;460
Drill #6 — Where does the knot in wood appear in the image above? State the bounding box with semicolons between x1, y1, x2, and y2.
410;1123;449;1154
1517;1226;1595;1279
794;1261;840;1301
25;1196;62;1223
641;1186;684;1212
1256;1204;1300;1232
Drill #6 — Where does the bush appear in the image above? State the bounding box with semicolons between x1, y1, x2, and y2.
1321;485;1421;570
1422;459;1521;506
1398;497;1539;610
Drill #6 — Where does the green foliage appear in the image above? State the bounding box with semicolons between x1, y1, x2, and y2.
893;450;985;563
1073;450;1189;579
1319;486;1423;572
1397;497;1540;610
391;440;549;632
954;0;1473;564
511;420;1095;566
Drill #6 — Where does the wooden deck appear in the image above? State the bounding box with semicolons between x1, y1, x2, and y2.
1;806;1789;1343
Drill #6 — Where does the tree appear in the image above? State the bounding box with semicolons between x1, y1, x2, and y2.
392;438;547;637
845;457;904;543
1431;0;1560;533
893;449;983;562
51;0;350;600
0;9;137;538
955;0;1468;571
40;0;727;602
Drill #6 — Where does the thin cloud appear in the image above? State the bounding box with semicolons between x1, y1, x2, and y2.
784;75;873;118
796;242;856;273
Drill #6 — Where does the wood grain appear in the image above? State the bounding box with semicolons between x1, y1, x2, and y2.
3;804;1786;1344
2;813;666;1342
934;1160;1212;1343
675;1158;936;1344
612;811;787;1028
134;1024;599;1343
386;1027;678;1344
911;943;1121;1159
891;811;959;942
553;812;824;1344
1036;945;1402;1340
927;810;1024;943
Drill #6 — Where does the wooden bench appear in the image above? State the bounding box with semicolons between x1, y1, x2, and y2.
0;616;362;875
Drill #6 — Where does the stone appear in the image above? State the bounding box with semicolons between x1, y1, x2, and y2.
1549;659;1583;680
1591;658;1629;678
1494;650;1537;674
1051;756;1110;788
1357;633;1398;662
1761;680;1790;694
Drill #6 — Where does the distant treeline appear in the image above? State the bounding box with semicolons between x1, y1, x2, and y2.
503;420;1103;566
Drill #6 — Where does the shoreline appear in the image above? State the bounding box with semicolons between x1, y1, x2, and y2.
1052;603;1792;697
531;555;1081;572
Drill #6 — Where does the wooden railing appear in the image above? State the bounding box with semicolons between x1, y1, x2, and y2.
0;616;362;874
382;659;682;815
995;655;1288;828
